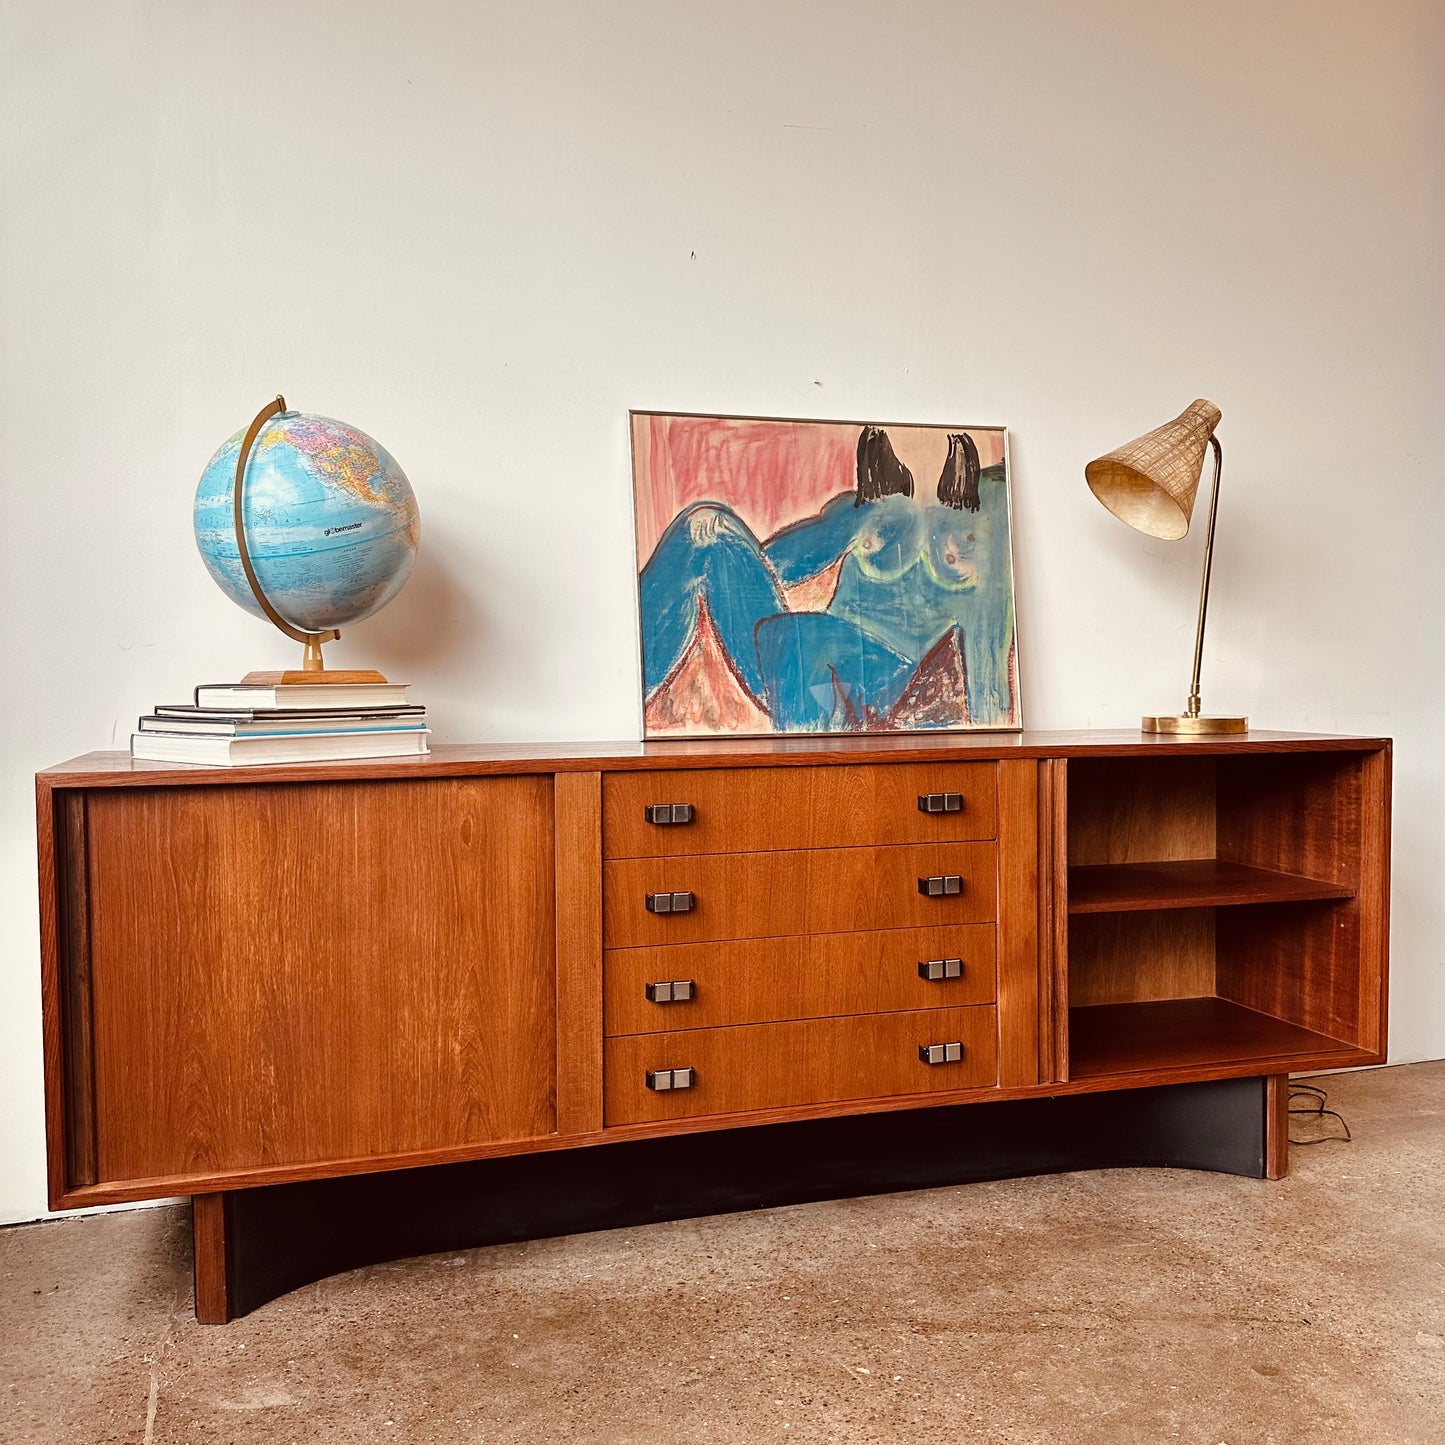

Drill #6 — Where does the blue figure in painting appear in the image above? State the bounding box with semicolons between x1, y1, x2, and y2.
639;425;1018;734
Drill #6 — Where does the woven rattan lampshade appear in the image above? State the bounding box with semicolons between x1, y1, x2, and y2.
1085;399;1222;541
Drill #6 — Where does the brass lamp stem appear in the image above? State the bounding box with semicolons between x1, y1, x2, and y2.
1185;435;1223;718
1140;431;1246;734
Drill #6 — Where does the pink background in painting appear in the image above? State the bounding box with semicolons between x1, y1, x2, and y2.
631;414;1006;563
632;416;855;561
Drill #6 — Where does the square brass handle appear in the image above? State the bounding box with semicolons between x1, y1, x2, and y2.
919;1042;965;1065
917;875;964;898
918;957;964;981
917;793;964;814
645;979;696;1003
645;891;695;914
644;803;695;825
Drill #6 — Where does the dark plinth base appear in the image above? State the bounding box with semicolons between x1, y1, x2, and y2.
194;1075;1282;1322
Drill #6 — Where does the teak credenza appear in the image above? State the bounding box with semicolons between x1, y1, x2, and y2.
36;731;1391;1321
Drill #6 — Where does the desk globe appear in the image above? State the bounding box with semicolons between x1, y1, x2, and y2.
194;396;419;675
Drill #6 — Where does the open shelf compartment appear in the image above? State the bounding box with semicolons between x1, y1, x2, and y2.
1069;996;1359;1080
1068;858;1354;914
1059;751;1384;1082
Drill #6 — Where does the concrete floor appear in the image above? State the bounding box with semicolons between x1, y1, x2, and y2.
2;1064;1442;1445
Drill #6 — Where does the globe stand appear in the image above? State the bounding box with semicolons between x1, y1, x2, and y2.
231;395;389;686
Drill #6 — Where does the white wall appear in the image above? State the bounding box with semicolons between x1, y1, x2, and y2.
2;1;1441;1225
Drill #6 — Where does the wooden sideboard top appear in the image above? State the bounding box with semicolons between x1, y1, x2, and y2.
38;729;1391;790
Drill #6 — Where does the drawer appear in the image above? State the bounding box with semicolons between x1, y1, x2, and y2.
603;842;997;948
604;924;996;1036
603;763;997;858
605;1005;999;1125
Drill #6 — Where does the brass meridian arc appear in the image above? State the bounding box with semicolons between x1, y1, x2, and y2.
231;394;340;672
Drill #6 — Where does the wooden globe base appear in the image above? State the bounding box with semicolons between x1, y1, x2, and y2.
243;669;390;686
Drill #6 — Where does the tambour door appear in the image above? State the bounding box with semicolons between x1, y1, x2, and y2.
75;776;556;1191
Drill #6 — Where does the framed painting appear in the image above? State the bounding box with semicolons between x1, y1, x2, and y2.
630;411;1021;739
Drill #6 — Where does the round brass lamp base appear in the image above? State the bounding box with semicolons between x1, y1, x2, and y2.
1142;714;1249;735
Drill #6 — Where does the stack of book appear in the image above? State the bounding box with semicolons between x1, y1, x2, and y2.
130;676;429;767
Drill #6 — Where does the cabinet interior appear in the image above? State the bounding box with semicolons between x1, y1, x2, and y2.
1064;753;1372;1080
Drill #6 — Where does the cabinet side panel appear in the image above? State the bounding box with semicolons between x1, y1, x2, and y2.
38;785;100;1201
1216;753;1364;885
85;777;557;1188
1050;760;1070;1081
555;772;603;1136
996;761;1040;1087
1216;904;1360;1045
1216;752;1378;1049
57;794;98;1190
1356;746;1390;1057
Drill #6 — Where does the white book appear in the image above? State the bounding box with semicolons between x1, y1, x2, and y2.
193;681;411;711
139;713;427;737
130;728;431;768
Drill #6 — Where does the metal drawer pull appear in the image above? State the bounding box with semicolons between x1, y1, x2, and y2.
646;1067;695;1091
645;891;695;914
917;874;964;897
918;957;965;981
919;1042;965;1066
645;979;696;1004
917;792;964;814
644;803;695;826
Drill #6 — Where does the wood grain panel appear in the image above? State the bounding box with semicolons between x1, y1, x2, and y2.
554;772;603;1136
1068;859;1353;913
41;731;1389;794
1067;911;1216;1007
604;925;995;1035
192;1194;229;1324
1216;752;1362;885
1356;747;1391;1056
1265;1074;1290;1180
1049;759;1070;1082
56;794;97;1191
36;783;72;1206
1069;997;1358;1080
996;760;1040;1087
1215;750;1388;1053
84;777;557;1187
604;1006;999;1125
603;763;997;858
603;842;997;948
1067;757;1216;865
1215;902;1364;1047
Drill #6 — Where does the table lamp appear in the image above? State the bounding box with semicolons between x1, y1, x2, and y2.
1085;398;1247;734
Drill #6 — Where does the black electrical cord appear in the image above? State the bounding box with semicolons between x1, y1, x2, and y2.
1289;1082;1351;1146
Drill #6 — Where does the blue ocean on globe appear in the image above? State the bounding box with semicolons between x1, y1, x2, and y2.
194;412;419;632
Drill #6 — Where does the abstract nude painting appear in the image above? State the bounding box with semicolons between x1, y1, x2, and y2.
631;412;1021;738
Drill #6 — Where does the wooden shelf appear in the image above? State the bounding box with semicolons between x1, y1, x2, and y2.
1067;859;1354;914
1068;997;1360;1080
